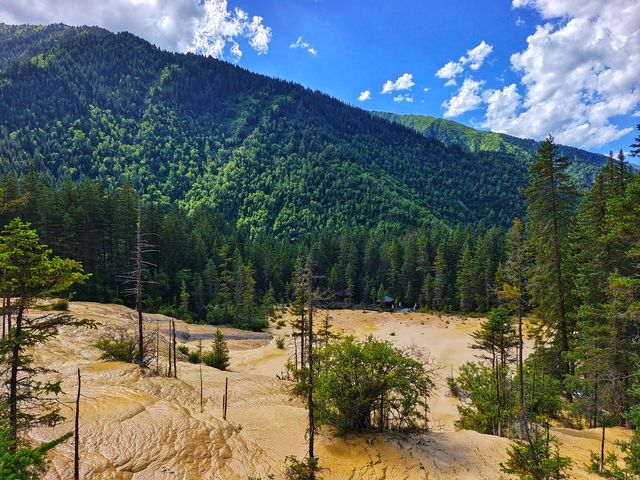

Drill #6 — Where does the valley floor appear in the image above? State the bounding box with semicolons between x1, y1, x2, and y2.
30;302;628;479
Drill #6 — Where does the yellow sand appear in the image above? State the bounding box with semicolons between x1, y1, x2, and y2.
25;302;628;479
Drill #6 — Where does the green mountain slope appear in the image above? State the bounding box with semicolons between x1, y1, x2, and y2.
0;24;602;236
376;112;606;183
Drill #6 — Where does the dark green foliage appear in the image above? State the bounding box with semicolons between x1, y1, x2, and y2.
455;362;516;434
313;335;433;434
95;332;139;364
587;451;628;479
0;174;511;322
523;136;578;374
0;24;594;235
49;298;69;311
0;420;72;480
0;219;92;446
203;329;230;370
377;111;606;187
284;455;321;480
629;124;640;158
187;351;201;364
501;424;572;480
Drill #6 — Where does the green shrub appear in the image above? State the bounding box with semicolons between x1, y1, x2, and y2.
447;375;460;397
587;451;628;479
187;351;201;364
177;344;189;355
0;422;72;480
95;336;138;363
50;298;69;311
276;337;285;349
314;335;433;434
94;329;153;365
284;455;321;480
501;424;572;479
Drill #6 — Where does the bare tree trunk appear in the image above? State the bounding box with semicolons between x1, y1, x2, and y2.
600;421;606;473
167;319;173;378
135;209;144;367
6;296;11;334
2;295;5;340
75;368;81;480
9;305;24;452
172;318;177;378
300;312;305;371
156;316;159;375
306;265;315;476
223;377;228;420
199;339;203;413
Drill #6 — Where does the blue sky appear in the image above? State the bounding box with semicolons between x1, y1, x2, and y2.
1;0;639;158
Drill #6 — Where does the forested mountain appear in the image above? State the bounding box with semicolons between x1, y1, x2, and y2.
0;23;597;236
376;112;607;184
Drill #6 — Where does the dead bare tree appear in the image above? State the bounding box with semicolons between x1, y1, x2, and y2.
196;340;202;412
74;368;81;480
172;318;177;378
118;203;157;367
223;377;228;420
291;255;332;478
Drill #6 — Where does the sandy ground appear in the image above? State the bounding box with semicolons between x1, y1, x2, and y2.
23;302;629;479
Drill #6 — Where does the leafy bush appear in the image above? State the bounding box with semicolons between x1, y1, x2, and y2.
95;329;154;366
447;375;460;397
276;337;285;349
187;351;201;364
587;451;628;479
95;336;138;363
501;424;572;479
284;455;321;480
314;335;433;434
177;344;189;355
455;362;516;434
50;298;69;311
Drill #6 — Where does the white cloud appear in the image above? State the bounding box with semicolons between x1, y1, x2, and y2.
481;0;640;147
633;111;640;117
460;40;493;70
482;84;521;131
290;36;318;56
442;78;484;118
358;90;371;101
435;61;463;79
0;0;272;61
423;87;430;92
516;16;525;26
381;73;415;94
435;41;493;89
393;94;414;103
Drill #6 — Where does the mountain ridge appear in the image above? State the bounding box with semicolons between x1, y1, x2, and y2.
375;112;607;179
0;24;606;235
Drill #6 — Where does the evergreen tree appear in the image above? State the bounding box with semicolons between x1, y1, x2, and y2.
457;243;475;312
630;124;640;158
522;136;577;376
203;329;230;370
0;219;91;449
432;245;447;310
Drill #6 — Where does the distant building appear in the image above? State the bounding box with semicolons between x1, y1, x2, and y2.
381;295;394;309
